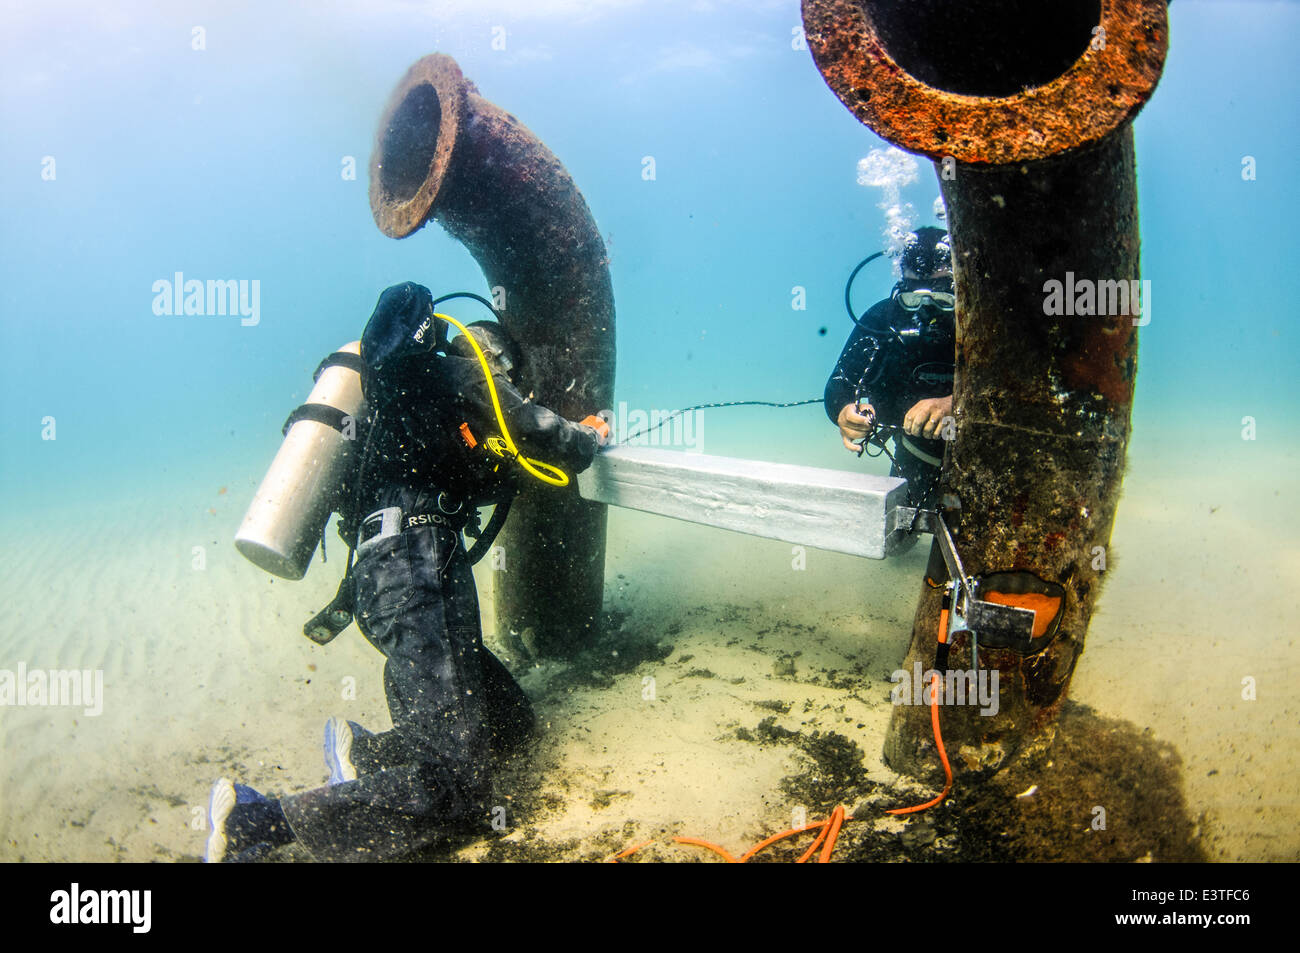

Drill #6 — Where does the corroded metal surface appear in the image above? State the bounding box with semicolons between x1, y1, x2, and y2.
802;0;1168;166
889;137;1142;777
801;1;1168;776
370;54;615;656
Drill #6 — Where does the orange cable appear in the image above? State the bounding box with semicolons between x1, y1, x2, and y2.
616;590;961;860
738;819;834;863
795;819;832;863
885;607;954;815
819;805;847;863
610;839;654;862
671;836;740;863
617;808;857;864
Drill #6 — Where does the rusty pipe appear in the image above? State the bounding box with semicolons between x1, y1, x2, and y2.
802;0;1168;776
370;54;615;656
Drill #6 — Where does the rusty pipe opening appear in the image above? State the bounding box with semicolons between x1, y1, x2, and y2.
376;84;443;206
370;56;467;238
805;0;1168;165
864;0;1101;97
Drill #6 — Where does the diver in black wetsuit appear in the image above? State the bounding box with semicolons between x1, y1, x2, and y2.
825;226;956;509
205;282;608;862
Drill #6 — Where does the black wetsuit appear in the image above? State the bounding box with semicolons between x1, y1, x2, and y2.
279;314;599;862
824;297;955;508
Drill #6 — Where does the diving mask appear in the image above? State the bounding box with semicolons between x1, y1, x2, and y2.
894;278;956;312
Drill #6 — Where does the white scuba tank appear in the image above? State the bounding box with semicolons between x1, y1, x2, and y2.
235;341;366;580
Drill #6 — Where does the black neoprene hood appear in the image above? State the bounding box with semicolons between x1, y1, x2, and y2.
360;281;443;375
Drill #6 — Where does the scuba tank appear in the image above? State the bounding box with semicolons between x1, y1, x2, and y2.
234;342;367;581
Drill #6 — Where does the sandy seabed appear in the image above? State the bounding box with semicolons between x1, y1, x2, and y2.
0;427;1295;863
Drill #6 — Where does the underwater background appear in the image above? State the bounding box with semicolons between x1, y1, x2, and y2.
1;0;1296;862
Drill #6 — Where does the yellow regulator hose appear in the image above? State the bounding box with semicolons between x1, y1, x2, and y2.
433;312;570;487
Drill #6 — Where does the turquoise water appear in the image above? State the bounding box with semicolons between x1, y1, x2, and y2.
4;1;1295;505
1;1;1298;862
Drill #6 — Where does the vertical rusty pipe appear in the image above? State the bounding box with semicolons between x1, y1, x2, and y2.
802;0;1168;776
369;54;615;656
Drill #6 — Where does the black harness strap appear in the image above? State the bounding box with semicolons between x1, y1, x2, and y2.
304;550;356;646
282;402;355;437
281;352;365;437
464;499;512;566
313;350;366;381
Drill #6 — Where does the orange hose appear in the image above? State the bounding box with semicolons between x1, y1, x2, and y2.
610;839;654;861
738;819;834;863
795;820;832;863
671;836;740;863
617;808;857;864
615;593;959;860
819;805;846;863
885;607;954;816
884;672;953;815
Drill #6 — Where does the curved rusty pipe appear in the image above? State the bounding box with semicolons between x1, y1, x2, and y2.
370;54;615;656
802;0;1169;776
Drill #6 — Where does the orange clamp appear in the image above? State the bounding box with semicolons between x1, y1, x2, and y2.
580;415;611;441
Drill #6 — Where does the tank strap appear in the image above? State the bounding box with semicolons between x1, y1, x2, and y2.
282;402;354;437
313;350;366;381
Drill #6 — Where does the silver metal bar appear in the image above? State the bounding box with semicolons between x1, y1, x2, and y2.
576;446;914;559
932;512;969;599
930;511;978;667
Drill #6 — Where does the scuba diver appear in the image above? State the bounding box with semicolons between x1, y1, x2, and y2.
205;281;609;862
825;226;956;509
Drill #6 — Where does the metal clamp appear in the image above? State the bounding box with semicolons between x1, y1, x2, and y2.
927;511;1038;669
